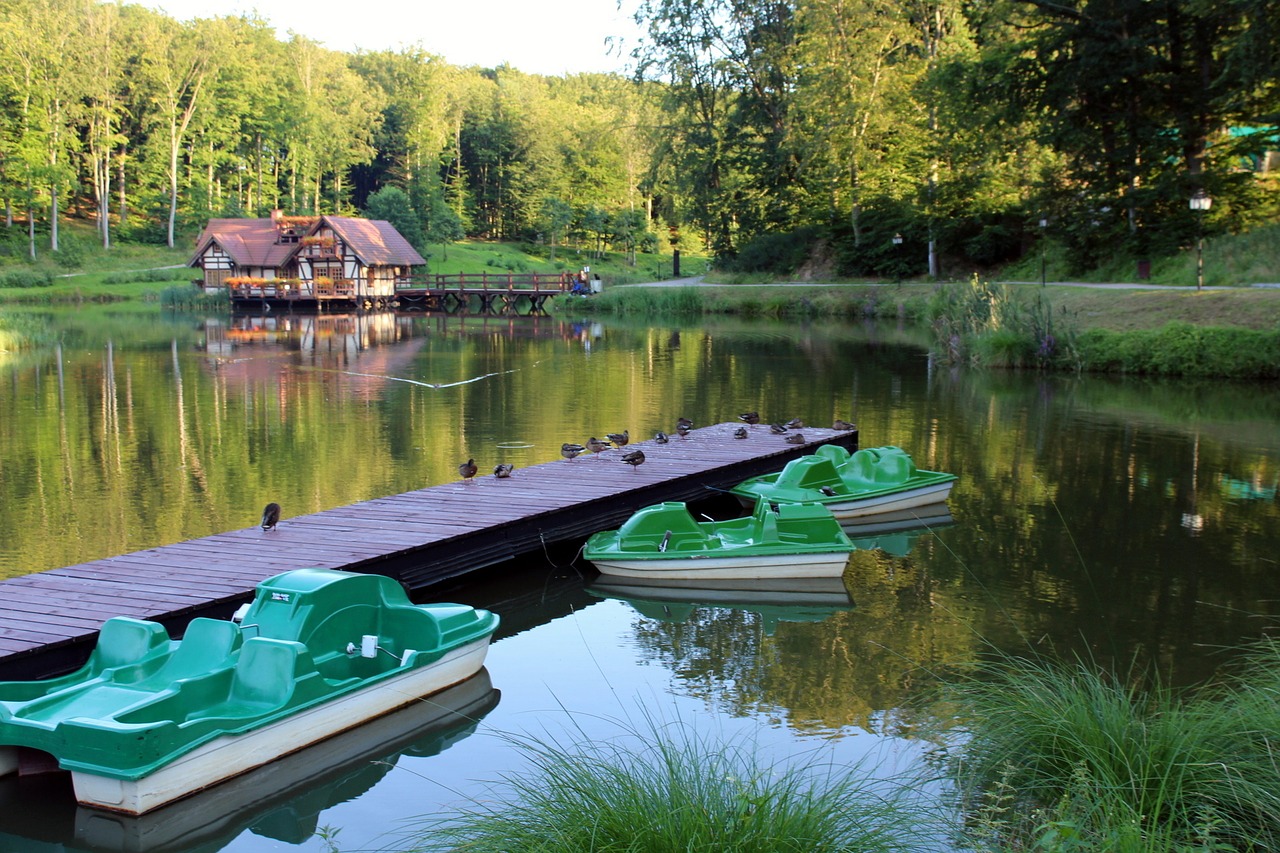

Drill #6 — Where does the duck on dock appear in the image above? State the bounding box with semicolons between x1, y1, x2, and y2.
621;449;645;471
770;423;788;435
733;426;749;439
562;442;586;461
785;433;806;445
606;429;630;447
587;436;612;457
738;411;760;426
785;418;805;429
833;419;856;431
260;502;281;531
654;431;669;444
493;463;514;478
458;459;479;481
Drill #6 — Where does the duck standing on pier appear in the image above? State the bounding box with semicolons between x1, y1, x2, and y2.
562;442;586;461
458;459;478;482
606;429;629;447
621;449;645;471
261;502;281;531
587;436;612;458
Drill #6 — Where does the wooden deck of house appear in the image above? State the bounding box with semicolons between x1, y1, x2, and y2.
0;424;857;679
225;273;577;313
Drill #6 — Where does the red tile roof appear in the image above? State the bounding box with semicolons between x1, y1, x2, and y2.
324;217;426;267
188;219;299;269
188;216;426;269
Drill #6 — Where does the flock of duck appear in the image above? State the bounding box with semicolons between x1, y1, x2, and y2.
260;413;858;530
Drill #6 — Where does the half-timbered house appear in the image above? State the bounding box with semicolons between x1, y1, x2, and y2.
189;211;426;306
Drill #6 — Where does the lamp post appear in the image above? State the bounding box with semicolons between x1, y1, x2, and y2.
1189;189;1212;291
1039;218;1048;287
892;232;904;289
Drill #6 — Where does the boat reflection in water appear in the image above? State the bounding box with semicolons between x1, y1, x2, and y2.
588;575;856;635
0;670;499;853
838;502;955;556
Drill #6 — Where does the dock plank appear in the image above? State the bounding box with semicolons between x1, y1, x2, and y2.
0;425;856;679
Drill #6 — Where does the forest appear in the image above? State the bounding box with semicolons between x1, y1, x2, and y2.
0;0;1276;279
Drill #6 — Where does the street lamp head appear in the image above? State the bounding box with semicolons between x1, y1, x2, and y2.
1189;189;1212;212
891;233;903;246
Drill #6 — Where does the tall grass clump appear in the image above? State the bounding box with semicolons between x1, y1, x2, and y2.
927;277;1079;370
563;286;709;316
412;716;944;852
152;284;229;310
0;313;57;350
945;651;1280;851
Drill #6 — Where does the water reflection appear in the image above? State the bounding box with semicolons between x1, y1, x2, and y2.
585;514;969;735
3;308;1280;849
0;670;498;853
588;574;856;633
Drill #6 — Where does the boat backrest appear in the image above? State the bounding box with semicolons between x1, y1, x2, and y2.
146;618;242;684
871;448;917;484
842;449;881;486
814;444;851;465
756;506;779;542
774;456;843;491
228;638;306;709
775;502;847;544
91;617;170;672
618;503;711;551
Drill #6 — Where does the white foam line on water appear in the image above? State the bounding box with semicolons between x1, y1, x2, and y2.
324;361;542;389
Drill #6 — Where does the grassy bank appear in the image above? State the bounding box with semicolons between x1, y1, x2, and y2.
560;281;1280;379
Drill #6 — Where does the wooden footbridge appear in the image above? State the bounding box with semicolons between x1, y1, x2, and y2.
0;424;856;679
394;272;575;313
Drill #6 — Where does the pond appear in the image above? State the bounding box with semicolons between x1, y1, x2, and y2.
0;306;1278;851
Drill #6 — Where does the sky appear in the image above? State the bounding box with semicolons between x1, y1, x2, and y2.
145;0;646;77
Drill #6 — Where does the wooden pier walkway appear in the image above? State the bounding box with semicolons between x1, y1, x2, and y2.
394;272;572;313
0;424;856;679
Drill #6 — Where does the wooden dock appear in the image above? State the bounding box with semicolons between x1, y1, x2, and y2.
0;425;856;680
394;272;572;313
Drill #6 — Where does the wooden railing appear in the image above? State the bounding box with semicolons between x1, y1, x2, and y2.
395;272;572;292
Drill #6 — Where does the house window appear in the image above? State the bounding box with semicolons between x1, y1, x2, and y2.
313;261;342;281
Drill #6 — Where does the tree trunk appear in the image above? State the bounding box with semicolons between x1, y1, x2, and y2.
118;155;128;226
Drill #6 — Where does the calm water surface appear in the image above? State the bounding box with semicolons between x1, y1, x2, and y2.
1;306;1278;851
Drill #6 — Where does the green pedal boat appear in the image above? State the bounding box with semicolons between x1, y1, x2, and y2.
0;568;499;815
584;498;854;580
731;444;957;519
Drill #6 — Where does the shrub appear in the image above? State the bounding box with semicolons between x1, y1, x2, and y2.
102;268;193;284
0;269;55;288
1077;323;1280;379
